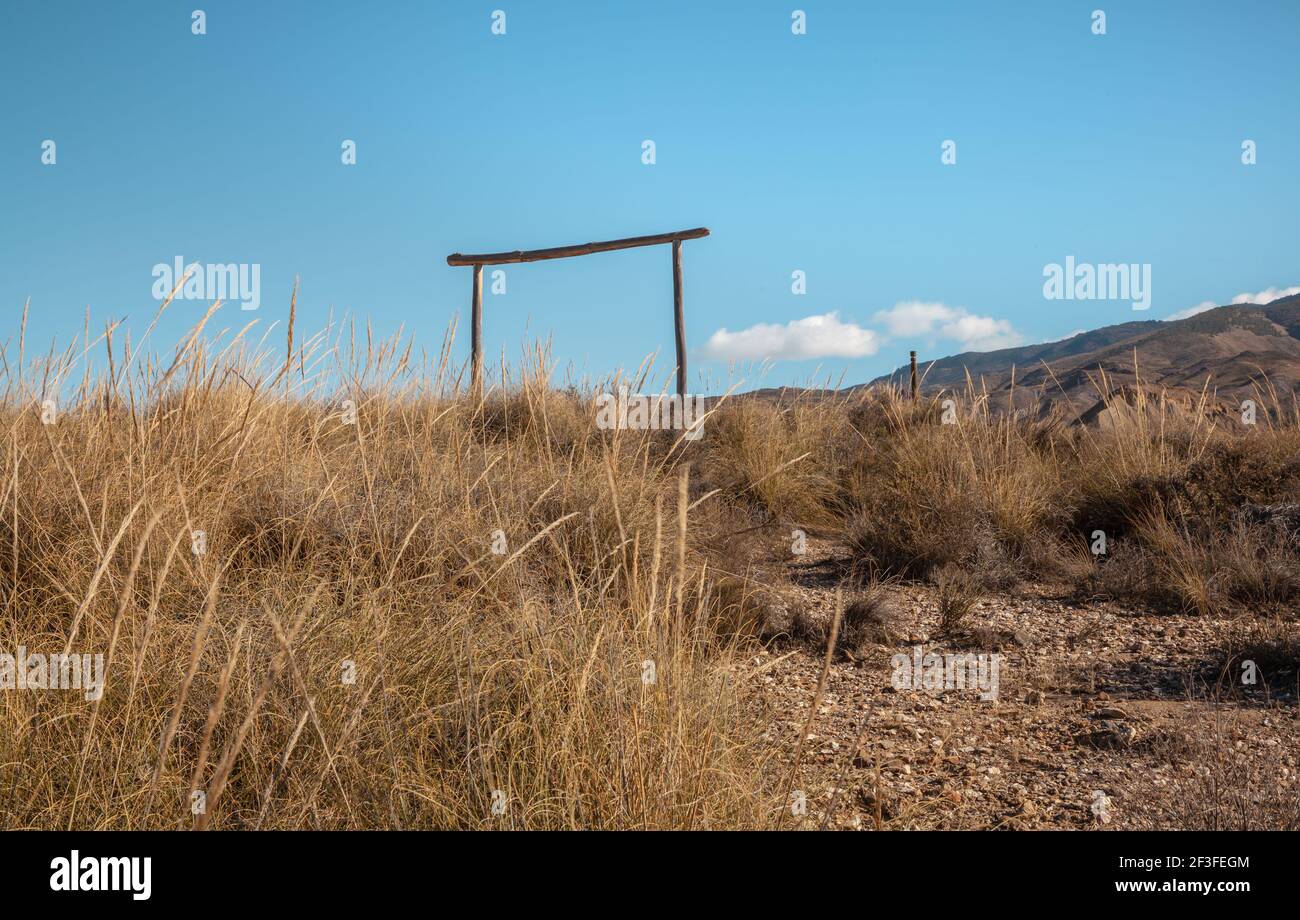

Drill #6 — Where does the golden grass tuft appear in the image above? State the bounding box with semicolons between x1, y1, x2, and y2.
0;310;788;830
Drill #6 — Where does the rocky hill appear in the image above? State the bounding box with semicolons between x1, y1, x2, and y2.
869;294;1300;420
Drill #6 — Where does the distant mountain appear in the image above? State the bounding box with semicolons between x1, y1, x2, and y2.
867;294;1300;420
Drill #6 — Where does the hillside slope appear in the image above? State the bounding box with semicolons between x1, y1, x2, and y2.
869;293;1300;418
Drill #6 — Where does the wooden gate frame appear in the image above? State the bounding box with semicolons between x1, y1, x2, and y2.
447;227;709;397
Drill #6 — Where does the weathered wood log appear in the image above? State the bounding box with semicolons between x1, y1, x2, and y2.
673;240;687;397
910;350;918;401
471;264;483;398
448;227;709;266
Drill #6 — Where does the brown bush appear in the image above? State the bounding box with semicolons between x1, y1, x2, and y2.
0;319;779;830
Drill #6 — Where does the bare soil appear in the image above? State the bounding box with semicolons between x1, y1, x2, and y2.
738;539;1300;830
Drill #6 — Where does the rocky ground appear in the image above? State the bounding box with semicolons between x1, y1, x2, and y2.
736;540;1300;830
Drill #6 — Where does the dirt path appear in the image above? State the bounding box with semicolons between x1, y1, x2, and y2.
740;539;1300;830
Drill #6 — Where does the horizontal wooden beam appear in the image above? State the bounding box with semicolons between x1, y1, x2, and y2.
447;227;710;266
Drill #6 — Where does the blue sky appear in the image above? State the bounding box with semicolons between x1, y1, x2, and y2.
2;0;1297;393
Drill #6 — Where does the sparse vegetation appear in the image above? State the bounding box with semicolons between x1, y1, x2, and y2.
0;310;787;830
4;306;1297;830
837;587;899;655
935;566;979;636
1157;708;1300;831
827;378;1300;617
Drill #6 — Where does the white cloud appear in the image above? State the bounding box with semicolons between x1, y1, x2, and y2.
1231;285;1300;305
1166;284;1300;321
872;300;1024;351
870;301;955;337
701;311;880;361
1165;300;1216;321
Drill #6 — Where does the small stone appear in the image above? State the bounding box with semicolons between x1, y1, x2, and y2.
1092;707;1130;720
856;788;894;819
1082;721;1139;749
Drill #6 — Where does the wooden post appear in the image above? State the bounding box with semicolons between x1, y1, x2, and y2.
445;229;709;400
673;240;686;397
909;350;918;401
471;264;483;398
448;227;708;266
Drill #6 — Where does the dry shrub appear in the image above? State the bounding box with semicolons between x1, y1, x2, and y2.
1088;513;1300;616
935;566;979;635
837;587;900;655
844;388;1063;583
707;575;799;641
0;315;783;830
1069;423;1300;540
1156;711;1300;831
699;393;857;530
1203;619;1300;694
1057;386;1300;612
839;380;1300;616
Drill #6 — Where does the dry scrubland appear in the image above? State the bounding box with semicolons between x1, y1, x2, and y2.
2;307;1298;829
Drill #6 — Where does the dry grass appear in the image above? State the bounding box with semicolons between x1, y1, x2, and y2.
698;390;857;531
0;304;798;830
837;587;899;655
1155;707;1300;831
834;379;1300;616
1204;618;1300;696
843;387;1066;585
5;296;1299;830
935;566;980;636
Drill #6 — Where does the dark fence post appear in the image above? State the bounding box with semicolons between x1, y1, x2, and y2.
445;229;710;402
673;240;686;398
471;264;483;399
